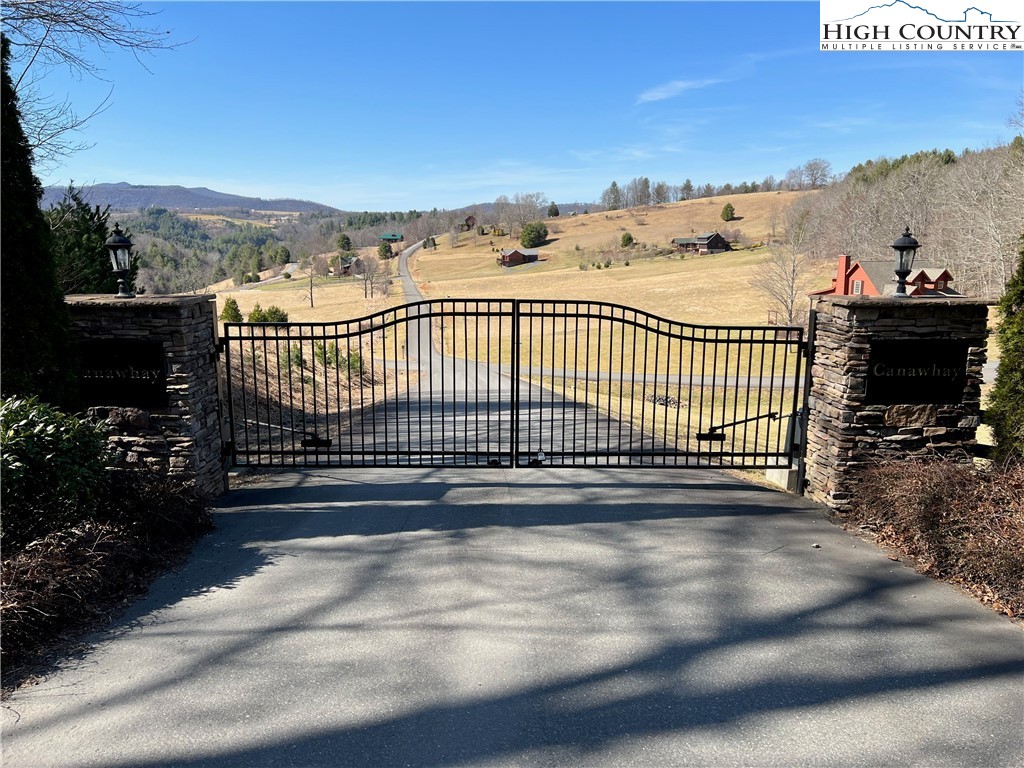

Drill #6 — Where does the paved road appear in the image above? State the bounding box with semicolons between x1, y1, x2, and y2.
3;467;1022;767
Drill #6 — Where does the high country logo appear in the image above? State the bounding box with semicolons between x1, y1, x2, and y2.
819;0;1022;50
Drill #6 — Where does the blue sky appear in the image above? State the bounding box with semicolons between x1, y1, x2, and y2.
35;0;1024;210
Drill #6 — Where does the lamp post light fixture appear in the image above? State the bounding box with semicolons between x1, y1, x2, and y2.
891;226;920;298
105;223;135;298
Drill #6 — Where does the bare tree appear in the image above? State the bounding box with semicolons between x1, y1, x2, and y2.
783;166;806;191
803;158;833;189
1009;89;1024;130
355;254;382;299
791;143;1023;297
509;192;546;236
768;204;781;245
2;0;181;169
752;206;816;325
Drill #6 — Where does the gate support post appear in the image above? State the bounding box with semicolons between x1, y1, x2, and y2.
803;296;991;512
66;294;228;499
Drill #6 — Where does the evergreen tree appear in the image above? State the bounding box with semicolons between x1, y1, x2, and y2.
220;297;243;323
378;241;393;260
336;233;352;252
46;186;138;294
0;36;74;405
721;203;735;222
247;303;268;322
601;181;622;211
547;202;560;217
263;305;289;323
520;221;549;248
987;235;1024;462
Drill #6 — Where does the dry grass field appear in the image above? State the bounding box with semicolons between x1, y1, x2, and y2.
181;213;274;229
216;274;406;324
411;190;831;327
210;190;833;328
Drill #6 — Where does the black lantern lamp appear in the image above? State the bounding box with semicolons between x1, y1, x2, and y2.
891;226;920;298
105;223;135;298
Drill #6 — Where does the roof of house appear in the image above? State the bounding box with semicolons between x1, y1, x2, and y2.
499;248;539;257
379;232;403;241
671;232;722;245
855;260;958;296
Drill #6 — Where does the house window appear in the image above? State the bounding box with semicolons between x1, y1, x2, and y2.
937;280;946;289
852;280;863;295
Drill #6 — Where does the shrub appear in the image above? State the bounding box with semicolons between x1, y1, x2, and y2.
987;237;1024;462
721;202;735;221
520;221;549;248
345;350;364;376
315;341;349;369
247;303;267;322
283;272;292;280
579;263;588;271
263;305;289;323
220;297;243;323
0;397;110;552
849;457;1024;617
281;343;304;371
620;232;634;248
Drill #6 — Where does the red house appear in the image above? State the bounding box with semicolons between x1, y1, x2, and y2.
811;255;961;297
496;248;540;267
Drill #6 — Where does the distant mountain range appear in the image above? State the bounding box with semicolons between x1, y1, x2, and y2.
41;182;340;214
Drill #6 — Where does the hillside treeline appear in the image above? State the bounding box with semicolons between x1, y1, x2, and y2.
599;159;834;210
797;141;1023;297
119;207;286;293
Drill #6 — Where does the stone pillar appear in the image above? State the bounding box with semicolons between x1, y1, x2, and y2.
803;296;990;512
65;295;227;498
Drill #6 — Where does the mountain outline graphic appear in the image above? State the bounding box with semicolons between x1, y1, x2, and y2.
828;1;1016;24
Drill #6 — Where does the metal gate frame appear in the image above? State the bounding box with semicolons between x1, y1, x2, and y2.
221;299;808;469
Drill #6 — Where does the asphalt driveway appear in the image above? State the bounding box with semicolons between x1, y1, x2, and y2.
2;467;1022;767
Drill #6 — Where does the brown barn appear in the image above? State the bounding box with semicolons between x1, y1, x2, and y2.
810;255;961;297
496;248;540;267
671;231;731;255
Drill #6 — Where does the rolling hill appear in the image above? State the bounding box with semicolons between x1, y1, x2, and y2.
41;182;340;214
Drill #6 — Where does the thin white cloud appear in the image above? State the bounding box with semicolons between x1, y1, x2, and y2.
636;78;723;105
811;117;877;133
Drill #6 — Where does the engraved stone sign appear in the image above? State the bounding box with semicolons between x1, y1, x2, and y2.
79;339;167;408
865;339;970;406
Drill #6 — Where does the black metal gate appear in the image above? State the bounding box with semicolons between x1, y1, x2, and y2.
221;299;806;468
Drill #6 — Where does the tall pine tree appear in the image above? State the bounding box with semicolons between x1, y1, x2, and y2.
1;36;75;405
987;235;1024;462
